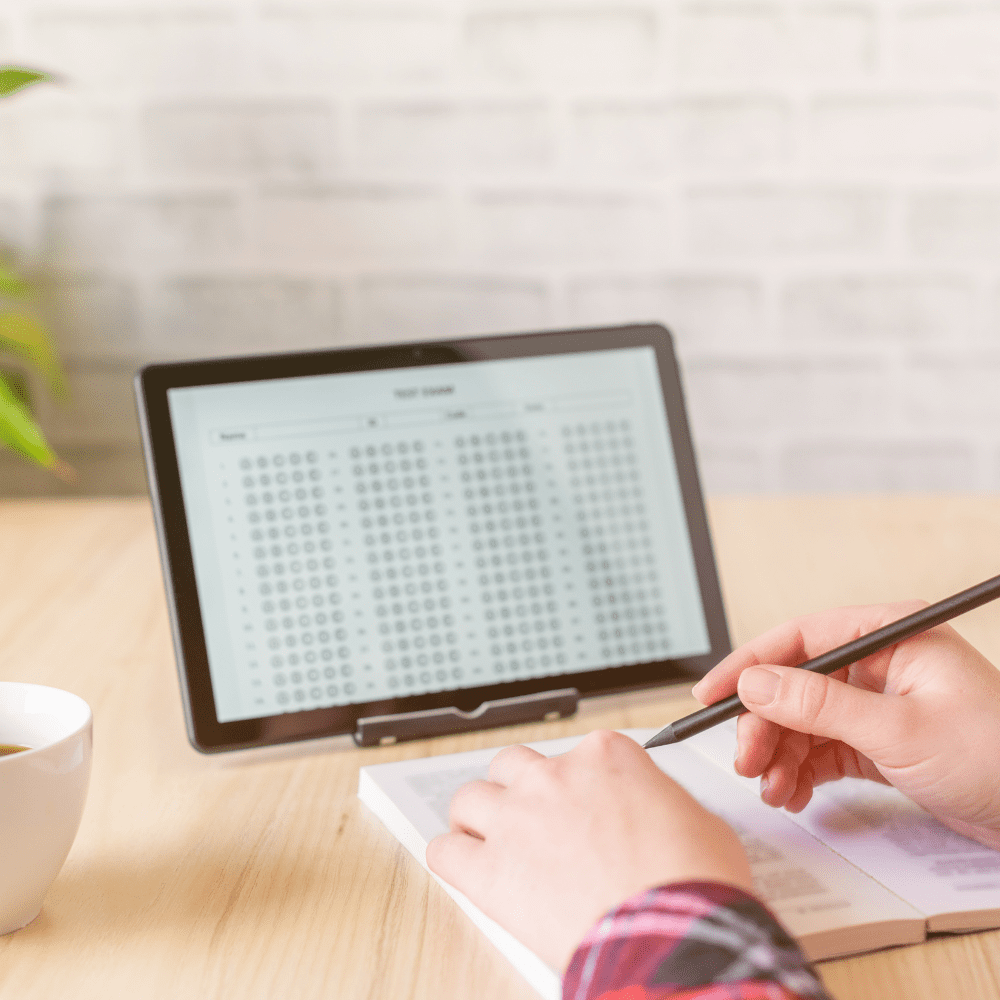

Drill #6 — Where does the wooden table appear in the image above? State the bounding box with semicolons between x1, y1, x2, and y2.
2;496;1000;1000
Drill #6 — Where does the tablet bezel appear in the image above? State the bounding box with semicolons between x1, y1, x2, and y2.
136;323;730;753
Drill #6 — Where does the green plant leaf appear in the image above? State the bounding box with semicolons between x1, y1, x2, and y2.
0;67;51;99
0;374;56;467
0;311;67;399
0;262;30;298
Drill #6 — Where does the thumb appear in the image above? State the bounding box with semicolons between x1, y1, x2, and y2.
737;665;906;761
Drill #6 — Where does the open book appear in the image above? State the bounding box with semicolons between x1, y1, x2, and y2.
358;725;1000;1000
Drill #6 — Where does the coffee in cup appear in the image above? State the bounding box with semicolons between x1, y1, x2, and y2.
0;682;92;935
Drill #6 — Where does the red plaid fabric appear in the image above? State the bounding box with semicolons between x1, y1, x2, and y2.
563;882;831;1000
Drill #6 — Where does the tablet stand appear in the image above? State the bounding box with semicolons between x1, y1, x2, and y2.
353;688;580;747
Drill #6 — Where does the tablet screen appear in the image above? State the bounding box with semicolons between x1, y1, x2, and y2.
167;345;711;724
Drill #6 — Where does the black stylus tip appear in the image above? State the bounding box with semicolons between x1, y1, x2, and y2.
643;725;678;750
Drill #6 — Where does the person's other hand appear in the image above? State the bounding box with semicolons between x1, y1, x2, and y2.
693;602;1000;850
426;730;752;972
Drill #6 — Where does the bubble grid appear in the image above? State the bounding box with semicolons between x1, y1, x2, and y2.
456;430;566;681
217;415;679;718
563;419;672;663
353;439;462;696
238;449;358;710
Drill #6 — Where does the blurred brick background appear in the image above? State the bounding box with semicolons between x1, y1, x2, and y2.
0;0;998;495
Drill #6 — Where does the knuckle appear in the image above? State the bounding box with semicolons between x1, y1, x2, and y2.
425;835;445;872
446;786;468;825
574;730;644;779
583;728;614;749
580;729;628;756
795;672;834;731
446;779;481;822
520;754;556;790
488;745;519;777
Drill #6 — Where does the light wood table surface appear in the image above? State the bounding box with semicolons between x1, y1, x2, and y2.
2;496;1000;1000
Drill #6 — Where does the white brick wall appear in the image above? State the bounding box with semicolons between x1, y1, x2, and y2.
259;10;455;85
468;190;671;263
1;0;1000;495
357;102;551;175
568;275;761;350
782;276;974;344
687;186;887;256
685;358;891;433
149;277;344;357
895;7;1000;81
570;99;790;173
44;193;243;266
466;10;658;84
807;97;998;171
357;275;549;342
30;11;242;94
143;101;339;180
910;192;1000;258
676;4;876;81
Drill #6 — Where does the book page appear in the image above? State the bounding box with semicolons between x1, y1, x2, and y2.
688;721;1000;931
645;741;924;957
360;728;923;992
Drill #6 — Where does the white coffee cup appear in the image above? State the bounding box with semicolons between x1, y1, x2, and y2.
0;682;92;935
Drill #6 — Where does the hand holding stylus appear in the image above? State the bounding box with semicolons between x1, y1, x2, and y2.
692;600;1000;850
428;596;1000;977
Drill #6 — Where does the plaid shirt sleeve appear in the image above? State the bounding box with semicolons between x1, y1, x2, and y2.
562;881;833;1000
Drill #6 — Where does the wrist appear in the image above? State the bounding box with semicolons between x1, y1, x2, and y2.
563;881;829;1000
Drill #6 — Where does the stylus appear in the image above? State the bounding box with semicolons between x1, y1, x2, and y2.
643;571;1000;750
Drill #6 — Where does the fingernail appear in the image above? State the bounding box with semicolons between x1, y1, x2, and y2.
691;678;705;700
739;667;780;707
760;774;770;797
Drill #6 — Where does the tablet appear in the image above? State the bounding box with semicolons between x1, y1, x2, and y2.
136;324;730;753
